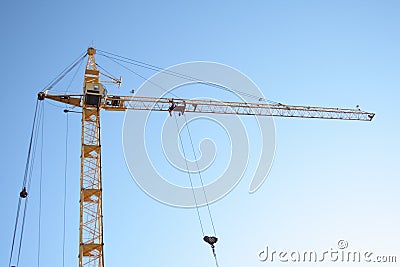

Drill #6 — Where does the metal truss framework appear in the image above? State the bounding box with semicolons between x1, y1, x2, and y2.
38;47;375;267
45;94;375;121
79;48;104;267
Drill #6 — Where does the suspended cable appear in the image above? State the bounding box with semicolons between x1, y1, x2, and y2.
42;51;87;92
27;103;43;191
22;101;40;187
182;114;217;236
20;102;44;265
182;114;220;267
9;198;22;267
213;251;220;267
173;113;205;236
174;113;220;267
9;100;44;267
63;54;86;95
9;99;39;266
97;49;277;104
16;197;29;266
97;51;199;81
98;53;180;98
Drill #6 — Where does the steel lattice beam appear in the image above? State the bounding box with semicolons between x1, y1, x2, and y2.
41;94;374;121
78;48;104;267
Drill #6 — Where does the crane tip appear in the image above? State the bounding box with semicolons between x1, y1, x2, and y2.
368;113;375;120
87;47;96;55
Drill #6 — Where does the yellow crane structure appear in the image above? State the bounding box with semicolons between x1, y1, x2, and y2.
36;47;374;267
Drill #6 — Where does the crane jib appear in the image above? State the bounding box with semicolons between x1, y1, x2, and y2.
39;92;375;121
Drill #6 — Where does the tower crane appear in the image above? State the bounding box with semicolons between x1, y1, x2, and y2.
35;47;374;267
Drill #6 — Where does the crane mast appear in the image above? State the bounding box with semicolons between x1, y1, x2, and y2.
79;47;104;267
36;47;374;267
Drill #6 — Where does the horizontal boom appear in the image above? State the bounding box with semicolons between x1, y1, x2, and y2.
39;92;375;121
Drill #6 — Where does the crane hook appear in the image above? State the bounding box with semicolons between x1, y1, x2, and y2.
203;235;218;256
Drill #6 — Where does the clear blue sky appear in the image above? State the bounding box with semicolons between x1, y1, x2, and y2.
1;1;399;267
